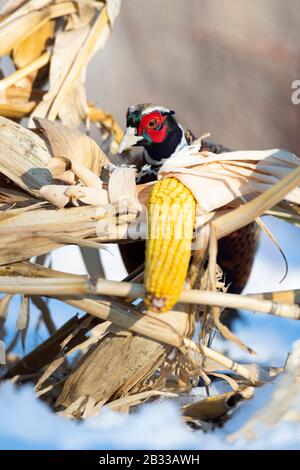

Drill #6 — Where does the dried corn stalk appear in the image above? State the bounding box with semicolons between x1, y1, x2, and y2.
0;0;123;153
1;1;300;427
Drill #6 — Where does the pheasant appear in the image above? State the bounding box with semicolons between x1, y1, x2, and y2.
118;103;259;310
119;103;228;171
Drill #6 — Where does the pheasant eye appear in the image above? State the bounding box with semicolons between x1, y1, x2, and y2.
148;118;159;129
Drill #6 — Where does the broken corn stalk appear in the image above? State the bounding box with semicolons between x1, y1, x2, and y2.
145;177;196;312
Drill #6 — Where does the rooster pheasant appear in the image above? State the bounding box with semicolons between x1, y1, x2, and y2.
118;103;259;308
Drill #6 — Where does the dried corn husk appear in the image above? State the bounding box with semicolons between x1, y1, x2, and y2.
0;1;122;150
0;203;116;264
182;387;254;421
34;118;109;175
0;2;76;57
0;101;36;118
16;294;30;349
41;184;108;208
32;25;91;124
108;166;141;211
0;52;50;92
13;20;55;68
31;3;117;124
0;1;53;23
0;116;53;196
158;146;300;213
0;339;5;364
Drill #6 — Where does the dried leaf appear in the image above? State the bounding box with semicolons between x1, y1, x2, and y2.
0;185;37;205
108;166;141;210
39;185;70;208
31;26;90;122
13;20;54;68
34;118;109;175
107;390;177;412
62;184;108;207
46;157;75;184
31;295;56;335
64;185;108;206
0;293;13;334
48;5;114;121
0;2;76;57
47;156;71;177
1;83;30;103
32;5;115;122
0;202;125;264
0;202;46;223
16;294;29;329
0;0;28;17
0;339;5;364
5;313;86;378
255;215;288;283
0;294;13;322
0;116;53;196
159;147;300;213
214;166;300;239
58;76;88;128
0;51;50;92
71;161;103;189
0;1;52;23
16;294;30;350
69;0;96;29
80;247;104;277
0;100;36;118
36;354;65;390
106;0;122;26
212;306;255;354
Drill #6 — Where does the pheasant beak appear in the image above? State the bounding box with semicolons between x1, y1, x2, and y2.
118;127;143;153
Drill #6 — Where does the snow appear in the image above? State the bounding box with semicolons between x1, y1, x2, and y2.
1;376;300;449
0;383;199;450
1;216;300;449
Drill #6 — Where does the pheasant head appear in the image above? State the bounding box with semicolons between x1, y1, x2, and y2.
118;103;192;163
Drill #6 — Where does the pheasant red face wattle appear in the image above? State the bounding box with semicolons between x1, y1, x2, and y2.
137;111;167;143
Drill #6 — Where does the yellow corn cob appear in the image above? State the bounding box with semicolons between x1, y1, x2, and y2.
145;177;196;313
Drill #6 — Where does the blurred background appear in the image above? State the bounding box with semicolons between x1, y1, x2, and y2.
88;0;300;153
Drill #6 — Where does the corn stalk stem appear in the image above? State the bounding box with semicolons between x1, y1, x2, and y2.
250;289;300;305
0;268;266;383
0;276;299;319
